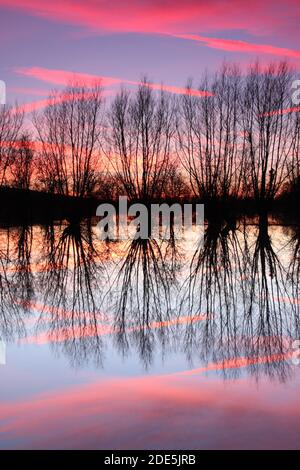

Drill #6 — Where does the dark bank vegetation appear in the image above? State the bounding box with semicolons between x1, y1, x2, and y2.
0;61;299;220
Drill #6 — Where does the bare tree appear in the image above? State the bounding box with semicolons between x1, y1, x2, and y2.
178;64;243;201
105;80;176;201
241;61;295;202
0;104;24;186
161;162;191;200
10;133;34;190
34;82;104;197
287;106;300;198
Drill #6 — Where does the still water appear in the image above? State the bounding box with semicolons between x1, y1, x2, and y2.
0;214;299;449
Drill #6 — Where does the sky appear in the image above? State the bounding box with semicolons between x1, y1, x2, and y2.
1;0;300;109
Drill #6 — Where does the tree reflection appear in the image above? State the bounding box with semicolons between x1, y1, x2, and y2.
12;224;34;305
35;219;107;367
242;214;293;381
0;215;298;380
181;213;296;382
180;215;244;365
106;233;182;367
0;226;33;340
287;222;300;334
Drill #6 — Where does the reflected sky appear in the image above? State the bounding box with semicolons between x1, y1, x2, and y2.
0;214;300;449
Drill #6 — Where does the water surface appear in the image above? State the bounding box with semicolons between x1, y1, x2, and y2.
0;215;299;449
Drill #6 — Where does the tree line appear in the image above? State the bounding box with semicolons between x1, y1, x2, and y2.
0;61;299;203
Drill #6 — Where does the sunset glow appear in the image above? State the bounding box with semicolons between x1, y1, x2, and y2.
1;0;300;455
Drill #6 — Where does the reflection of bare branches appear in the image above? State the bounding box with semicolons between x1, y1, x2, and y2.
0;259;25;339
0;215;298;380
181;216;243;363
12;224;34;305
287;223;300;334
35;219;106;367
0;228;31;340
107;235;181;367
181;215;295;382
40;220;100;312
244;215;290;348
187;217;241;314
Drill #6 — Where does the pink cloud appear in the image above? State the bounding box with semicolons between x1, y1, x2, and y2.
146;82;212;97
8;87;50;97
0;0;299;39
12;88;114;114
15;66;120;87
172;33;300;60
13;98;69;114
15;66;212;98
260;107;300;117
1;1;300;73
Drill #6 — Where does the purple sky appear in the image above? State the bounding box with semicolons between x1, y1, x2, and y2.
1;0;300;109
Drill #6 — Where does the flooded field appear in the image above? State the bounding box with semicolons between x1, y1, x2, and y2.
0;215;299;449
